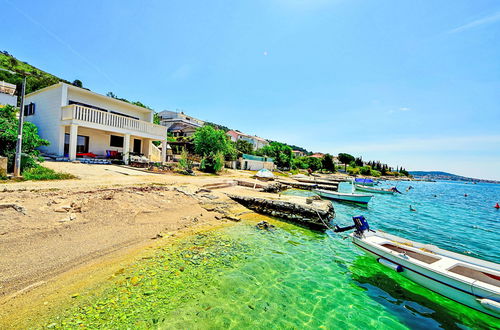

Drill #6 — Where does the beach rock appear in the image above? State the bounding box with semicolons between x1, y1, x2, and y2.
0;203;27;215
201;194;219;200
174;186;200;197
261;183;289;193
54;205;71;213
224;215;241;222
256;221;275;230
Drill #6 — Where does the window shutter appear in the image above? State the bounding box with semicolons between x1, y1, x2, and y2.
23;103;35;116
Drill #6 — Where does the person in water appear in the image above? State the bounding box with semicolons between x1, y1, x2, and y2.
409;205;416;212
495;203;500;209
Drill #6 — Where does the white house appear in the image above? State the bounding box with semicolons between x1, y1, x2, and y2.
158;110;204;137
226;130;269;150
24;82;168;164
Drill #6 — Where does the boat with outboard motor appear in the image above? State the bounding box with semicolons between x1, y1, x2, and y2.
354;184;399;194
334;216;500;318
313;189;373;204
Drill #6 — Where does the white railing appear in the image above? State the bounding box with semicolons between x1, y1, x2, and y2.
62;104;166;137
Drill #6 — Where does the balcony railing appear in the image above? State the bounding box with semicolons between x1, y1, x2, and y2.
62;104;166;137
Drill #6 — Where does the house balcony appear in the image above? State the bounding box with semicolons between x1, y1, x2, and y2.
61;104;166;140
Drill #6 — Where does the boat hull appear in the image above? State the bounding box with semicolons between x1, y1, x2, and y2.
354;185;394;194
352;235;500;318
354;181;375;187
314;189;373;204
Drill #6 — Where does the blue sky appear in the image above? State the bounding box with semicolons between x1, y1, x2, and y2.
2;0;499;180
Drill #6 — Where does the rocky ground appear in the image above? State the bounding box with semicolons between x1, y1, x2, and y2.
0;182;246;297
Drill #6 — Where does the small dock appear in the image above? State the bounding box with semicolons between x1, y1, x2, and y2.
226;190;334;229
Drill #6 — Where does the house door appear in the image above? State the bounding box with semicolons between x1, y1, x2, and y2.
64;134;89;156
133;139;141;154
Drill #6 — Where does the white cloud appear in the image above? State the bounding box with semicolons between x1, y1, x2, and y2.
387;107;411;114
447;11;500;34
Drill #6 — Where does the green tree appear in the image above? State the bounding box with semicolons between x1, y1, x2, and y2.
0;105;49;171
355;157;363;167
338;153;355;171
235;139;254;156
292;157;309;170
305;157;322;172
72;79;83;88
321;153;336;172
259;142;293;169
153;113;161;125
193;125;234;173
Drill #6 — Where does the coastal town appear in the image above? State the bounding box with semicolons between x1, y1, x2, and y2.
1;2;499;328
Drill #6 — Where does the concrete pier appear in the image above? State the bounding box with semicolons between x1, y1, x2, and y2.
226;192;334;229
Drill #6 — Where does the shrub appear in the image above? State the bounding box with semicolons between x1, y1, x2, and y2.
370;169;381;177
22;166;76;181
200;151;224;173
347;167;360;175
360;166;372;175
0;105;49;172
178;148;194;174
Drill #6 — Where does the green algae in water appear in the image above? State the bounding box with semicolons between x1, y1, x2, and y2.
46;232;255;329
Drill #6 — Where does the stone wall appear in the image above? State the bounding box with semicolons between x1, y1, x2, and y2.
227;194;334;229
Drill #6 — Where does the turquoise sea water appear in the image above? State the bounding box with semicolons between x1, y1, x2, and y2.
160;180;499;329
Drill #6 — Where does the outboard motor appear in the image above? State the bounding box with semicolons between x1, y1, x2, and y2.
334;215;370;235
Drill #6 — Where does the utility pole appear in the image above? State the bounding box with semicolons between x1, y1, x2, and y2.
0;67;28;177
13;75;27;177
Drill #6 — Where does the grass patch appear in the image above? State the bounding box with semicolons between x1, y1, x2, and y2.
22;166;76;181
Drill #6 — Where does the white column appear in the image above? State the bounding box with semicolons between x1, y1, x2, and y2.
68;124;78;161
161;140;167;163
123;134;131;164
58;126;65;156
143;138;151;158
60;84;68;106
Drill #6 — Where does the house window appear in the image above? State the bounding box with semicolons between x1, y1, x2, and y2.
64;134;89;154
24;102;35;116
110;135;124;148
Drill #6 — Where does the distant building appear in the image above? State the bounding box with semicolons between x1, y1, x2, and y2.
0;81;17;107
310;153;324;158
240;154;275;171
227;130;269;150
158;110;204;137
292;150;306;157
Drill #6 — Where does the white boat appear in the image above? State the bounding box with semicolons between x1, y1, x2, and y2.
314;189;373;204
335;217;500;318
354;184;395;194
